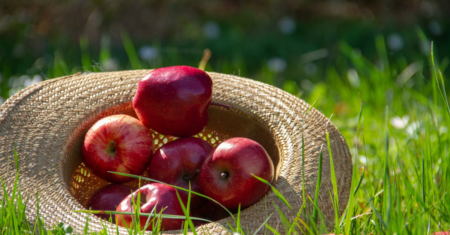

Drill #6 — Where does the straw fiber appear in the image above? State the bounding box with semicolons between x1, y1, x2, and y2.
0;70;352;234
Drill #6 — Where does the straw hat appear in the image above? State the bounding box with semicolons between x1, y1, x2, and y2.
0;70;352;234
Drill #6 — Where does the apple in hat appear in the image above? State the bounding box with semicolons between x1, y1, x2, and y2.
199;137;274;210
87;184;133;222
116;183;187;231
132;66;213;137
147;137;211;210
82;114;154;183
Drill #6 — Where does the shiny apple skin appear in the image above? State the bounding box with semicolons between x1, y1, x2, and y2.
115;183;187;231
82;114;154;183
132;66;213;137
199;137;274;210
87;184;133;222
147;137;211;210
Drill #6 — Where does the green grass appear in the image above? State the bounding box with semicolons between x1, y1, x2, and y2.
1;30;450;234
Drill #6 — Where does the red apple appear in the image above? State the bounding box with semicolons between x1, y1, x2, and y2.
199;137;274;210
116;183;187;231
147;137;211;210
87;184;133;222
82;114;154;183
132;66;213;137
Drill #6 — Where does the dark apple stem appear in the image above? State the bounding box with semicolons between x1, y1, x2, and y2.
111;141;116;152
107;140;116;153
183;169;201;181
220;172;229;179
211;102;231;109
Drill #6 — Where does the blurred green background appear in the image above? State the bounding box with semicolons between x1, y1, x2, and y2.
0;0;449;103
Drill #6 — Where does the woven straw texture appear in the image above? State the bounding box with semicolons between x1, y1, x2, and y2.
0;70;352;234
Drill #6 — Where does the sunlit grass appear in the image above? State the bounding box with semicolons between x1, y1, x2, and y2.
0;30;449;234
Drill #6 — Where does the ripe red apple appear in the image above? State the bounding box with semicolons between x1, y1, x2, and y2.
82;114;154;183
147;137;211;210
87;184;133;222
199;137;274;210
116;183;187;231
132;66;213;137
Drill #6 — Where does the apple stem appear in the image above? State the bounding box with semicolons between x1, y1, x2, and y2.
110;141;116;152
220;172;229;179
183;169;201;181
106;140;116;155
211;102;231;109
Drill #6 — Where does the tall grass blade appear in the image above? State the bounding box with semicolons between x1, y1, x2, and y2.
353;168;364;196
368;200;386;231
294;215;312;235
375;35;390;74
431;42;450;119
120;29;142;70
437;70;450;119
342;167;365;232
383;105;391;230
312;144;324;225
271;201;291;233
0;181;5;231
9;172;21;235
80;36;92;72
177;182;197;235
306;195;334;228
142;201;157;232
107;171;236;221
265;223;282;235
52;52;69;78
302;97;320;212
14;143;19;172
253;213;273;235
100;34;112;64
252;174;292;212
75;210;213;223
325;115;340;234
236;204;242;234
84;212;90;235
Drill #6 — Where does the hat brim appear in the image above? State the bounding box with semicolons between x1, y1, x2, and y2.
0;70;352;234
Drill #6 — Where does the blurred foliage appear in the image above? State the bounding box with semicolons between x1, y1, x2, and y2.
0;0;449;102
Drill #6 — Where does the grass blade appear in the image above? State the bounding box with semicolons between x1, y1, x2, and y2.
252;174;292;212
80;35;92;72
100;34;112;64
431;42;450;119
253;213;273;235
325;115;340;234
175;184;197;235
302;97;320;215
265;223;282;235
120;29;142;70
109;171;236;221
14;143;19;172
383;105;391;230
312;144;324;225
306;195;334;228
271;201;290;233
